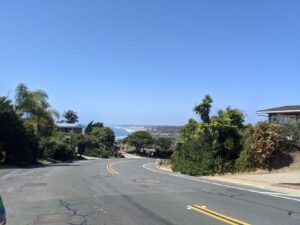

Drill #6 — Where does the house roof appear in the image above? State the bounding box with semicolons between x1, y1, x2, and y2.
55;123;85;128
257;105;300;115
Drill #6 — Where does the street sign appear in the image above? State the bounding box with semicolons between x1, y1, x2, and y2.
0;151;6;163
75;147;78;153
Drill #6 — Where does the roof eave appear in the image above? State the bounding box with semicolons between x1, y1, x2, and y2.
257;110;300;115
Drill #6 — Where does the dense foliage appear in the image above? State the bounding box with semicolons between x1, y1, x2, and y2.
125;131;154;152
0;97;39;164
85;121;104;134
282;121;300;149
172;95;294;176
0;84;116;165
154;137;175;158
62;110;79;123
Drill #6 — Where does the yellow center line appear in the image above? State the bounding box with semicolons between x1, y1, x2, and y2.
188;205;251;225
106;159;139;175
106;163;119;175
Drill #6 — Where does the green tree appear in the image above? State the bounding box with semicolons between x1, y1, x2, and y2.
85;121;104;134
173;95;246;175
0;96;39;164
217;107;245;128
90;127;115;149
179;119;200;141
126;131;154;152
0;97;14;112
15;83;59;135
63;110;79;123
193;95;213;123
154;137;174;158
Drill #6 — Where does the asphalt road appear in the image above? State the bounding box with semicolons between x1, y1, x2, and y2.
0;159;300;225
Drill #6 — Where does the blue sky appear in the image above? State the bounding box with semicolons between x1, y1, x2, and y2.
1;0;300;125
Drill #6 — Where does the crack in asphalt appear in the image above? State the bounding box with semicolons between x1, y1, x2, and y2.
59;200;90;225
94;174;177;225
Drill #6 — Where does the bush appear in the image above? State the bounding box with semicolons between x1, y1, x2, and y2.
250;122;286;168
172;134;217;176
172;100;245;176
0;98;39;165
83;148;111;158
236;122;291;171
40;132;74;161
235;129;257;172
154;137;175;158
282;121;300;150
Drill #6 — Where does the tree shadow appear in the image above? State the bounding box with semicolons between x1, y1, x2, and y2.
268;151;294;170
0;160;83;169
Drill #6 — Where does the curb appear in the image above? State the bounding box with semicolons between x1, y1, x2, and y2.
154;163;300;195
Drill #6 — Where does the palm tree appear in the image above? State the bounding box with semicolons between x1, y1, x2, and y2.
63;110;79;123
15;83;59;134
193;95;213;123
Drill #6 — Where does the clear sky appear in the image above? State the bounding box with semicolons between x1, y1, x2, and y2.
1;0;300;125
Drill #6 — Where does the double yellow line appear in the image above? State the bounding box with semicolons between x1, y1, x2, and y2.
106;163;119;175
188;204;250;225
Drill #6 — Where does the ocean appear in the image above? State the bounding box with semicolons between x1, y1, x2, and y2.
110;126;132;139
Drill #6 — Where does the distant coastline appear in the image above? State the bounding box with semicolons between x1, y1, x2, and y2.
118;125;181;138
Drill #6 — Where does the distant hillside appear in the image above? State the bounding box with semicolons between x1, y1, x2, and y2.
120;125;181;137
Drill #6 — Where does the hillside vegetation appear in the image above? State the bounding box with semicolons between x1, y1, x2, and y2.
172;95;298;176
0;84;116;165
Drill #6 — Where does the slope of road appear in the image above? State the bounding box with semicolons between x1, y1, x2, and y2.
0;159;300;225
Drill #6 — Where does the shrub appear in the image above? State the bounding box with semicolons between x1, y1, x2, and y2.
250;122;286;168
40;132;74;161
236;122;290;171
172;134;216;176
90;127;115;149
154;137;175;158
0;98;39;165
282;121;300;150
235;128;257;172
83;148;111;158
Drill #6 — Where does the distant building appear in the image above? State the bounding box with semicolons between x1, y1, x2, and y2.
257;105;300;124
56;123;85;134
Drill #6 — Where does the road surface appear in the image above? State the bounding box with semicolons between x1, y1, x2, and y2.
0;159;300;225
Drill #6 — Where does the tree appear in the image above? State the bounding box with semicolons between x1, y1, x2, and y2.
126;131;154;152
217;107;245;128
90;127;115;149
15;83;59;135
173;95;247;175
63;110;79;123
0;97;14;112
0;96;39;164
193;95;213;123
154;137;175;158
85;121;104;134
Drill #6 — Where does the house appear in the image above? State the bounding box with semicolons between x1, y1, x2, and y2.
56;123;85;134
257;105;300;124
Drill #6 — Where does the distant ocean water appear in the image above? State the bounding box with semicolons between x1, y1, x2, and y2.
110;126;132;139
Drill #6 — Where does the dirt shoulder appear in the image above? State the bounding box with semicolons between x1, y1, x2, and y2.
205;170;300;195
